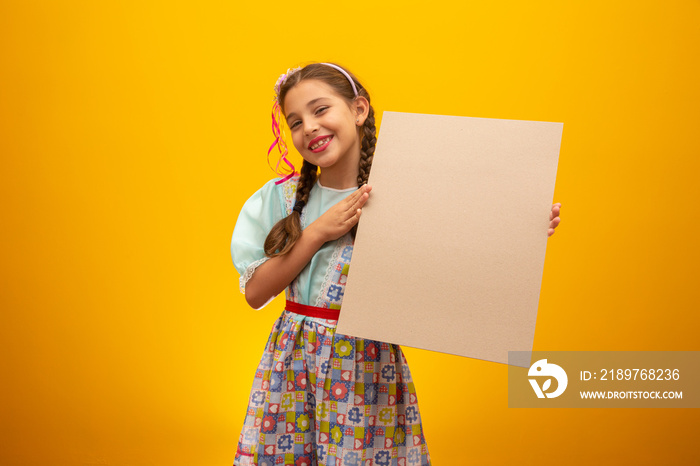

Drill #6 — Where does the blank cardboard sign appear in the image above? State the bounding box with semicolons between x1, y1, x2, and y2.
335;111;562;366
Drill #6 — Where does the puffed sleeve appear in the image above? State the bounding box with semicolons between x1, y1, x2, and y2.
231;179;287;294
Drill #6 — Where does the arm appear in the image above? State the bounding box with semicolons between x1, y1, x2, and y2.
244;185;372;309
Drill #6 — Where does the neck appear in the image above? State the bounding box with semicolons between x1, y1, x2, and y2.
318;141;362;190
318;169;359;190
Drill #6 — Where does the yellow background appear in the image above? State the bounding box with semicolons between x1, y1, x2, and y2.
1;1;698;465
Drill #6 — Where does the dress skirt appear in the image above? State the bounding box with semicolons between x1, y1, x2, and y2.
234;310;431;466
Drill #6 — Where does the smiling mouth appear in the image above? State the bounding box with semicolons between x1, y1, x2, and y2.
308;136;333;151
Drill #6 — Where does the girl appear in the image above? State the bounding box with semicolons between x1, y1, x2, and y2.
231;62;561;466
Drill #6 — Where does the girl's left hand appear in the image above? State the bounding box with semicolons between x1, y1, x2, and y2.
548;203;561;237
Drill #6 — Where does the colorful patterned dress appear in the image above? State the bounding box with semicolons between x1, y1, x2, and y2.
231;176;430;466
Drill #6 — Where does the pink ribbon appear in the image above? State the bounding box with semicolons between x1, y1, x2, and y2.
268;100;297;185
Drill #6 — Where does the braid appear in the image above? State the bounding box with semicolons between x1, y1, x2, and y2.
264;161;318;257
296;160;317;209
357;104;376;187
352;102;376;238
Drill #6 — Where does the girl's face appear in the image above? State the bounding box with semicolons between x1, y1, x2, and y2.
284;79;368;184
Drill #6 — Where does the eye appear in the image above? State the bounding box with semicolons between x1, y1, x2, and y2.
315;106;329;115
289;119;301;130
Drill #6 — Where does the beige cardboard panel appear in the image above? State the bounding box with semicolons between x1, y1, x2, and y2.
335;111;563;366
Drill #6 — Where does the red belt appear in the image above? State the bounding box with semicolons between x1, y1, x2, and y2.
286;300;340;320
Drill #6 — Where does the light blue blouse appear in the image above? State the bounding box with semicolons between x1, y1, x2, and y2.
231;177;357;308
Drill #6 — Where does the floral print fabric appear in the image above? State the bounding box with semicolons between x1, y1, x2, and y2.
234;311;430;465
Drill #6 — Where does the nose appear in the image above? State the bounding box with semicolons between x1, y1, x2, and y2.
303;118;319;136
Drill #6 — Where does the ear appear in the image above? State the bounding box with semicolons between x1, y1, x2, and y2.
353;96;370;126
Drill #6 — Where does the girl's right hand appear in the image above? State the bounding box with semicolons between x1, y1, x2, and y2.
308;185;372;243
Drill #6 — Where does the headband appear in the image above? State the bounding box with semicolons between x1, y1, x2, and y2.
268;63;359;184
319;62;358;97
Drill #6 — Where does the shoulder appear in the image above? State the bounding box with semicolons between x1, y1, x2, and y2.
249;175;300;200
245;175;302;216
277;174;302;204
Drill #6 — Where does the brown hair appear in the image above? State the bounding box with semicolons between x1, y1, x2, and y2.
263;63;377;257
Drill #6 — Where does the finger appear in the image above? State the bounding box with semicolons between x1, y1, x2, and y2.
344;208;363;228
550;203;561;220
337;194;366;224
548;228;556;237
343;185;369;208
355;192;370;210
335;190;363;220
350;190;370;213
339;186;371;222
549;217;561;229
